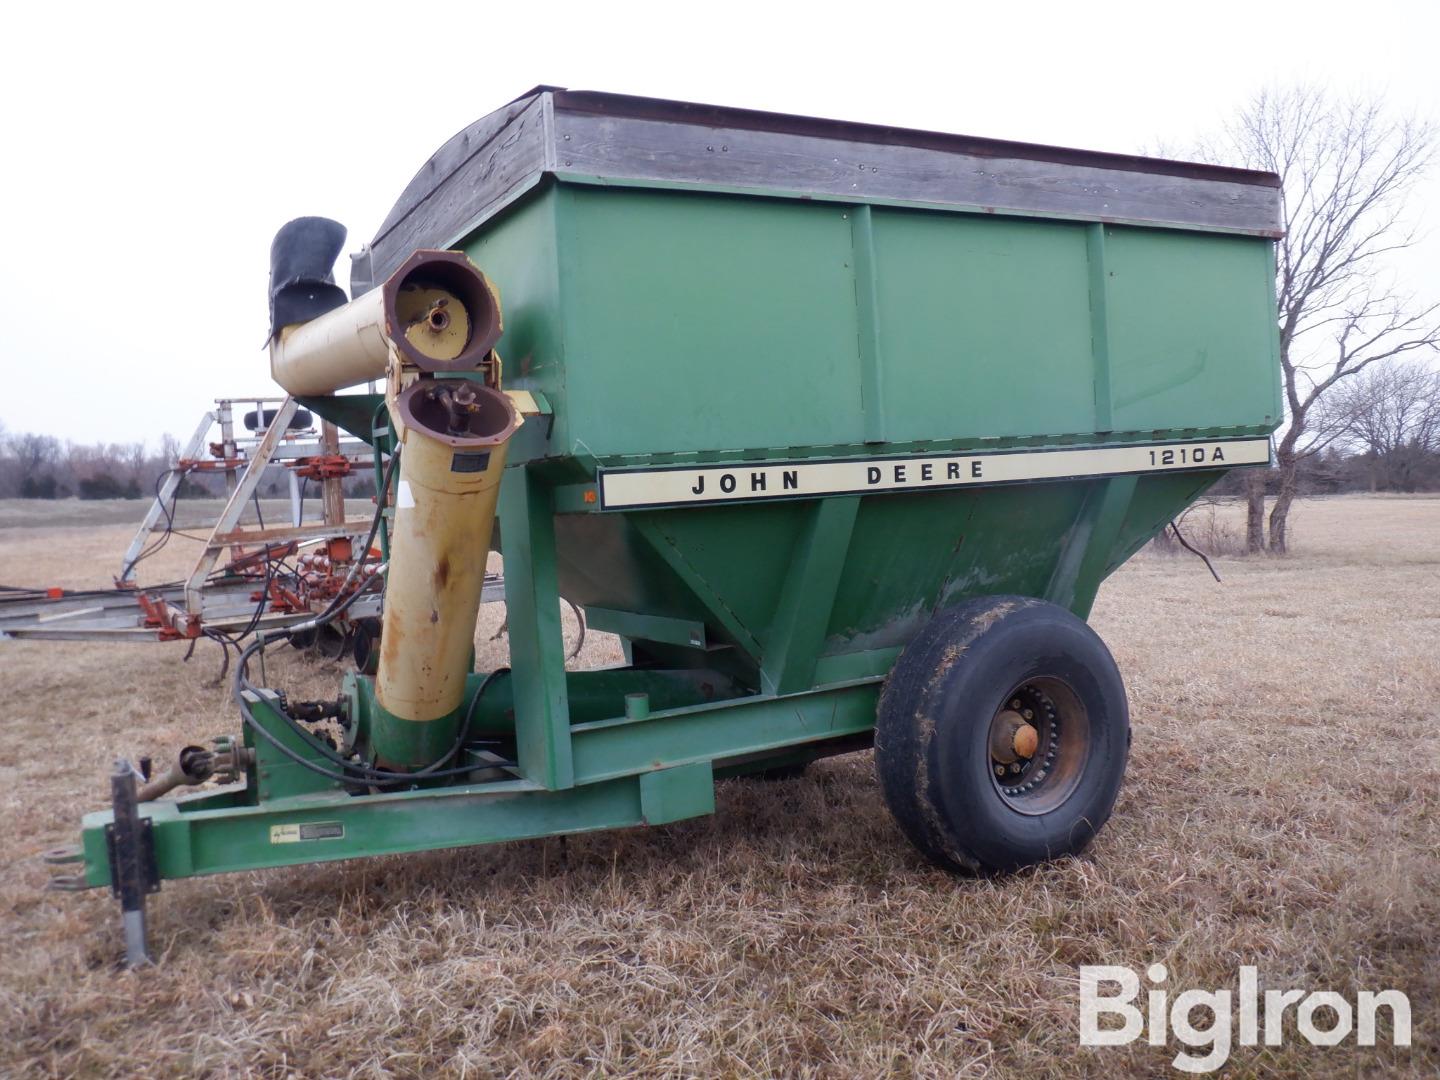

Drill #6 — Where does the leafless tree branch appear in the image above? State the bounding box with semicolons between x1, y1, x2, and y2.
1199;86;1439;551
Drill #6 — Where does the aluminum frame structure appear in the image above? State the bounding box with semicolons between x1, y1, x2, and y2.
3;397;388;642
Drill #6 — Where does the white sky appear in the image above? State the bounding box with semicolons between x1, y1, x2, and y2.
2;0;1437;445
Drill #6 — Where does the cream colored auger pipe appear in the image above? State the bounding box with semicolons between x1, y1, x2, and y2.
375;380;517;767
269;250;519;769
270;288;390;396
269;249;504;397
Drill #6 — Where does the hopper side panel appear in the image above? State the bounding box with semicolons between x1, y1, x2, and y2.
459;188;569;455
559;188;865;455
1104;228;1281;433
868;210;1098;441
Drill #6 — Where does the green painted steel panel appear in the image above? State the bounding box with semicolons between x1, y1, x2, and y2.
868;210;1098;441
558;187;866;455
1103;227;1282;432
823;484;1088;654
442;183;1278;731
638;762;715;825
633;501;805;647
448;183;1279;684
466;184;1277;465
459;190;571;451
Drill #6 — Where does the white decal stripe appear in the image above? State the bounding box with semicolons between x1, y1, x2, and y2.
598;439;1270;510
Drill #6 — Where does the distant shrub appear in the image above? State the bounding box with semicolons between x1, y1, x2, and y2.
1149;500;1248;558
20;475;59;499
78;474;128;500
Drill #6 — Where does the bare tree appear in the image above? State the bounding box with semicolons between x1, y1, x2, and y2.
1206;88;1439;552
10;432;64;497
157;432;180;466
12;433;60;475
1320;359;1440;491
120;441;149;489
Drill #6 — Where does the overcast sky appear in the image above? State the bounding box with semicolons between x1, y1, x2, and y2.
2;0;1437;445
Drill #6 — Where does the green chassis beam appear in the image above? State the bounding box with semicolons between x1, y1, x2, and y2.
78;676;880;886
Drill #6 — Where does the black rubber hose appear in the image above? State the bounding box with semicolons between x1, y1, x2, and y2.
235;640;511;783
119;469;181;580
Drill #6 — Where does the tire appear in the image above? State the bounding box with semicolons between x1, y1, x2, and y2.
352;617;382;675
244;407;313;433
875;595;1129;875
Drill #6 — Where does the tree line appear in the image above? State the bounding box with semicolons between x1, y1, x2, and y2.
0;429;193;500
0;428;374;501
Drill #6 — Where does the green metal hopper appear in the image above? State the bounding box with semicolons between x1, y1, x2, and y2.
56;89;1281;959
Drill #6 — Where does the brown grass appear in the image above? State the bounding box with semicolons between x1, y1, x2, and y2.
0;496;1436;1077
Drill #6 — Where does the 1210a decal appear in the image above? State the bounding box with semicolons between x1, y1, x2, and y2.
1148;445;1227;467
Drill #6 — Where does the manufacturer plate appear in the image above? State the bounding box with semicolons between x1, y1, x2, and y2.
269;821;345;844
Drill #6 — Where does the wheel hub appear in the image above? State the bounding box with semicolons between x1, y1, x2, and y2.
989;684;1061;803
989;710;1039;763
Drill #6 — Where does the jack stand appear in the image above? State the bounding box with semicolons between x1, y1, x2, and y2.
107;760;159;968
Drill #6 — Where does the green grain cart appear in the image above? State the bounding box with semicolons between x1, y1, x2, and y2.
50;89;1282;964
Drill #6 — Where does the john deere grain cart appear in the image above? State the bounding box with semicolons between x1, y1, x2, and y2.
49;89;1281;964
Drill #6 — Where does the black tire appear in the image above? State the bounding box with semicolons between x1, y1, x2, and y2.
244;407;313;433
875;595;1129;875
352;617;382;675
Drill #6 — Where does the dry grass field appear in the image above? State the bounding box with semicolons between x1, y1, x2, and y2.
0;495;1436;1077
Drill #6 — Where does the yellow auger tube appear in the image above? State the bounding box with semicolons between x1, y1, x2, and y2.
270;288;390;396
371;379;519;768
269;250;503;396
266;248;515;767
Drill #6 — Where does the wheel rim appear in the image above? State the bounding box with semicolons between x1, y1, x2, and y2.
987;676;1090;815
